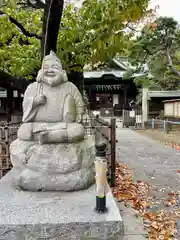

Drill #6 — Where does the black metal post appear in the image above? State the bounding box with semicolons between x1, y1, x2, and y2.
95;142;108;213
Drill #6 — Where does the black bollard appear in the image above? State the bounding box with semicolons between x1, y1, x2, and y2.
95;142;108;213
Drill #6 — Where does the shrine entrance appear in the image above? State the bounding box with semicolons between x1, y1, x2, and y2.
122;109;143;129
96;93;113;107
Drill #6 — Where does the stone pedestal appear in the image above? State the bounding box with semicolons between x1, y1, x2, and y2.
0;170;124;240
10;136;95;191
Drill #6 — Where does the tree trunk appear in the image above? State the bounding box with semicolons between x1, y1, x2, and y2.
67;71;84;95
0;0;85;97
166;47;180;78
0;0;64;93
41;1;84;94
41;0;64;59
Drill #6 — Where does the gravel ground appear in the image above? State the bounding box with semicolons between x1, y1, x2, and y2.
136;129;180;145
116;128;180;236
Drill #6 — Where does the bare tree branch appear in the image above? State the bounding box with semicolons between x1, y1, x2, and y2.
141;41;180;79
17;0;45;8
27;0;45;9
126;23;139;32
142;46;152;55
0;10;41;39
143;52;148;62
166;47;180;77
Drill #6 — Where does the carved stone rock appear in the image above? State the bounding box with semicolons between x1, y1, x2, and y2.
10;136;95;191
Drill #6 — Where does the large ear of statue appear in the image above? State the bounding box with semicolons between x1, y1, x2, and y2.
62;70;68;82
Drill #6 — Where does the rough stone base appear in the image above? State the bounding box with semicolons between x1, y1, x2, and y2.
0;170;124;240
10;136;95;191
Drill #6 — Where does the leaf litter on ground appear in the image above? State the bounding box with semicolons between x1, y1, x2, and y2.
112;162;180;240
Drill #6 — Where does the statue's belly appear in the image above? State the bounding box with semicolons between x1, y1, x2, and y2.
34;90;65;122
35;105;63;122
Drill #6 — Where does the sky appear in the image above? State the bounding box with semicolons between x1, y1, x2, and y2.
149;0;180;22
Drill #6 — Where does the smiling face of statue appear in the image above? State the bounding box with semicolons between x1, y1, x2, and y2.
42;60;63;87
40;51;67;87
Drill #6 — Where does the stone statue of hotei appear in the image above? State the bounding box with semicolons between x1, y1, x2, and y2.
18;51;85;144
10;51;95;192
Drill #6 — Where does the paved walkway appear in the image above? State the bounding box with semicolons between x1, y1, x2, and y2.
116;128;180;239
116;128;180;200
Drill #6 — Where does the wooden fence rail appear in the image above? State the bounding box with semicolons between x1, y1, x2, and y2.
0;122;21;178
94;116;116;187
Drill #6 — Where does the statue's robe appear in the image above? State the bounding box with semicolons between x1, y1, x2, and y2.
18;81;84;139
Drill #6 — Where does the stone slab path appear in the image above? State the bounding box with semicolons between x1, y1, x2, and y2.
116;128;180;239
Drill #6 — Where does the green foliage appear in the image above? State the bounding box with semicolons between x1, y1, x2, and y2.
0;0;149;78
58;0;149;72
128;16;180;91
0;1;41;78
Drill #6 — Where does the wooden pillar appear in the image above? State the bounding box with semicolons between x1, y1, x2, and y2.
6;89;13;122
142;88;149;128
87;86;92;108
124;86;127;106
41;0;64;59
110;118;116;187
17;91;22;112
91;89;97;109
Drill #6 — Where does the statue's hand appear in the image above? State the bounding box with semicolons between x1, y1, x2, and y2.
34;95;46;107
76;114;83;123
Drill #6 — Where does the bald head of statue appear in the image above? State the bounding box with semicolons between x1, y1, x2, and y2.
37;51;68;87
